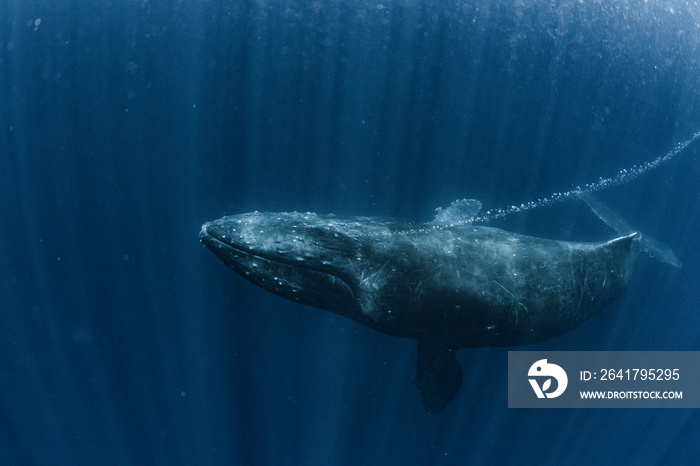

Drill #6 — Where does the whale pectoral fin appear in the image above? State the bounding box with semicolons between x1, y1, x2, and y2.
414;340;463;414
579;193;681;268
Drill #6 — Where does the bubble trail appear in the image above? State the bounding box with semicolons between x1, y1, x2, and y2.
471;129;700;224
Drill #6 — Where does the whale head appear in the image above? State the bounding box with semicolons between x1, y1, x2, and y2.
200;211;372;315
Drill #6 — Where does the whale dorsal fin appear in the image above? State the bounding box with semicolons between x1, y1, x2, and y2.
414;340;462;414
432;199;482;226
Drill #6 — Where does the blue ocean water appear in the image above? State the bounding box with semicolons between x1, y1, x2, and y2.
2;0;700;464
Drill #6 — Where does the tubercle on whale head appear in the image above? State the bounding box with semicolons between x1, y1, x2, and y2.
199;211;363;271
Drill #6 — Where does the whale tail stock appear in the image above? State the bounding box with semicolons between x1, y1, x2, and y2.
578;193;681;268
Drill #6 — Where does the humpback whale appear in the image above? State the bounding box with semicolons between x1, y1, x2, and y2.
199;198;676;413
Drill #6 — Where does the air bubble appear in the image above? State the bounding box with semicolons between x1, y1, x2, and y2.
356;130;700;237
468;129;700;224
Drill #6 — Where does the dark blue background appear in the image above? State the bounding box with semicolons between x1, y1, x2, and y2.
2;0;700;464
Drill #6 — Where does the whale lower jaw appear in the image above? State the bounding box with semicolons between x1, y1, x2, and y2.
200;226;356;314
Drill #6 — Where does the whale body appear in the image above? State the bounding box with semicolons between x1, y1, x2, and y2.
200;209;641;412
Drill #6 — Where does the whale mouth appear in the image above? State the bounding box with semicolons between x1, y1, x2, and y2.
199;222;355;308
199;222;300;269
199;222;329;273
